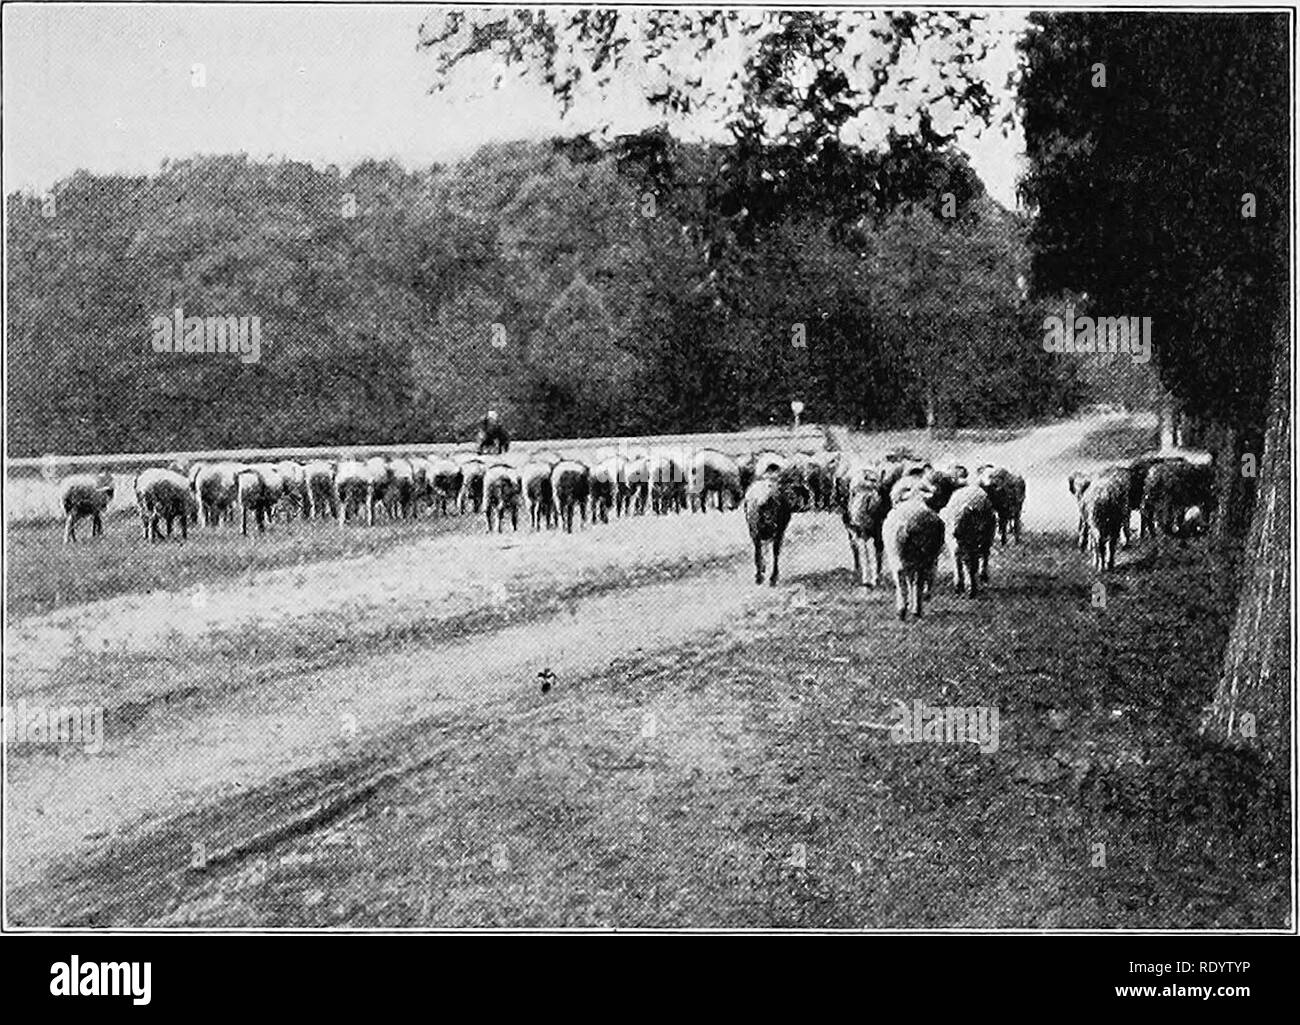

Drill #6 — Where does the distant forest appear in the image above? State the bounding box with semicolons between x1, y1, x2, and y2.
6;131;1102;456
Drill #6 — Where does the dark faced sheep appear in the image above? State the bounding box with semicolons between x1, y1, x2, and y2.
551;460;591;533
135;467;193;542
976;465;1026;543
1083;468;1131;572
521;461;555;530
59;471;115;543
843;472;890;587
483;464;522;533
743;473;810;586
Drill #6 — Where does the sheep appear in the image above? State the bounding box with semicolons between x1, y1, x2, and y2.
483;464;522;533
689;450;743;513
551;460;591;533
302;460;337;521
623;454;651;514
882;495;946;620
457;458;487;514
378;458;414;519
941;485;997;597
59;471;115;543
271;460;307;520
743;472;810;586
1141;459;1216;541
363;457;393;525
889;464;959;512
236;464;285;536
190;462;241;527
1067;471;1092;551
333;460;370;527
407;456;433;515
808;451;841;511
134;467;193;542
588;459;618;524
843;471;890;587
521;461;555;530
1082;468;1131;572
648;450;688;514
976;465;1026;543
595;455;628;517
423;458;462;516
1126;455;1188;541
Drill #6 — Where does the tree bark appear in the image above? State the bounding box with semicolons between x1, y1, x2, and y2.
1201;321;1290;776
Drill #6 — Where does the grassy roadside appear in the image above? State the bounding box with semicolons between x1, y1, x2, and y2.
29;525;1285;929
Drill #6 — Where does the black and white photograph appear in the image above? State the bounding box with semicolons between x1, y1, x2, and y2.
1;0;1293;961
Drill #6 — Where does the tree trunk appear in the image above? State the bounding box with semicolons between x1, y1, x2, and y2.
1200;322;1290;776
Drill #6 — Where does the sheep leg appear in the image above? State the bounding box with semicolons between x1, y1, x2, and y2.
850;535;862;581
753;540;765;585
65;513;76;544
769;532;782;586
894;571;908;620
965;553;979;598
953;548;966;594
871;537;883;588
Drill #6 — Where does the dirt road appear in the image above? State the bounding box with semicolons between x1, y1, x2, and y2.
4;414;1163;923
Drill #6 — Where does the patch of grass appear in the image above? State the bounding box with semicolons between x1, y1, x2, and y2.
49;527;1285;928
4;513;470;618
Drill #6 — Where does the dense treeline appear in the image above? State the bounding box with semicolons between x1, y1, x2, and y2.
7;135;1085;456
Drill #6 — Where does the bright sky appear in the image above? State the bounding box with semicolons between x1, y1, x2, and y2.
3;5;1026;208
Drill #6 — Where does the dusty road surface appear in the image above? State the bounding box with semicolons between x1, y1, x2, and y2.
10;413;1277;929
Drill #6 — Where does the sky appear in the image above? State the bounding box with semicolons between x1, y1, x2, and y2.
3;5;1027;208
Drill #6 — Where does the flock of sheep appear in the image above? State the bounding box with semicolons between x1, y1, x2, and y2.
743;454;1025;619
53;441;1214;623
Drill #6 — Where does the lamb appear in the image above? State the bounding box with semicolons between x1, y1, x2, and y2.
882;495;946;619
743;472;810;586
1082;468;1131;572
941;485;997;597
58;471;115;543
385;457;417;519
134;467;193;542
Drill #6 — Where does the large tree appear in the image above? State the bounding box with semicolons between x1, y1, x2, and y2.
1017;13;1290;772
